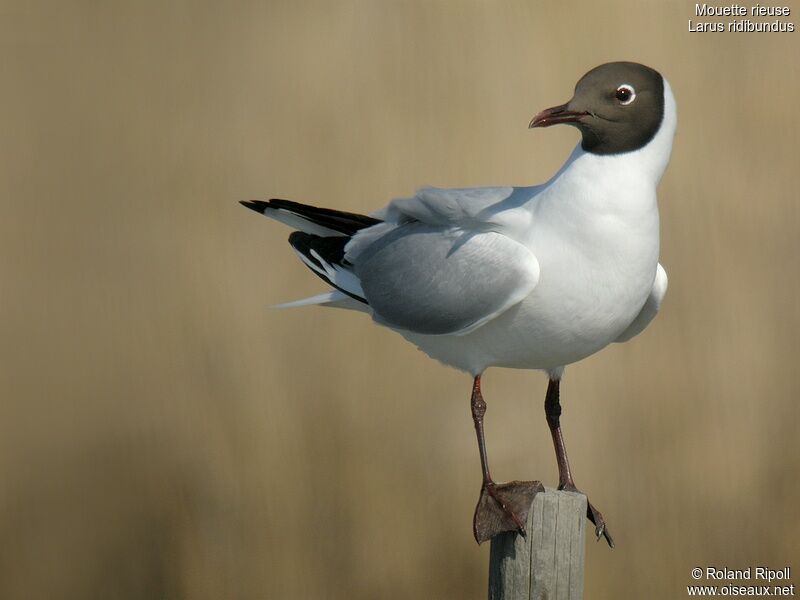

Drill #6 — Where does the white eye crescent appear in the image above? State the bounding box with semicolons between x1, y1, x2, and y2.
615;84;636;105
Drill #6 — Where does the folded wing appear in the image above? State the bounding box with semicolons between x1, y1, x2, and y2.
354;223;539;336
375;186;515;226
244;189;540;336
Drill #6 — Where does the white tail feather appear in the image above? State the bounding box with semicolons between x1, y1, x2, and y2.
290;247;365;300
272;291;343;308
272;290;368;311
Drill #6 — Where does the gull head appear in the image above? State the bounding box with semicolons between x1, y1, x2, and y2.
529;62;666;156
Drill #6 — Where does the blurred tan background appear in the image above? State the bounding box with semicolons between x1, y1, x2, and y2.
1;1;798;598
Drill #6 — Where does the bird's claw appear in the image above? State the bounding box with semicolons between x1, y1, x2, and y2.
587;499;614;547
559;483;614;548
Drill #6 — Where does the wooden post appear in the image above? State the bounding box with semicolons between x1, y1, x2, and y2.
488;489;587;600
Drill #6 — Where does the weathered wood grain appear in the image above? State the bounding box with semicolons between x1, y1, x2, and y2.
488;489;586;600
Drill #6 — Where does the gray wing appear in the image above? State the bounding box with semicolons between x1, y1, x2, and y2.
349;185;539;262
352;222;539;336
615;264;668;343
374;186;514;225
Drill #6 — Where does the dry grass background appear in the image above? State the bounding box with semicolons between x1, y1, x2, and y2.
1;1;798;598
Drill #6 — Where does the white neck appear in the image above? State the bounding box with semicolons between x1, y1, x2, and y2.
545;78;677;190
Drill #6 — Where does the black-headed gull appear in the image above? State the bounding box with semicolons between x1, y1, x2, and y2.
242;62;676;547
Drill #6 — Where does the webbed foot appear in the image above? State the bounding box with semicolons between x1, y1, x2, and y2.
473;479;544;544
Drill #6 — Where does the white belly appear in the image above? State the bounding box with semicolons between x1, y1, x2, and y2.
400;209;660;375
388;138;670;375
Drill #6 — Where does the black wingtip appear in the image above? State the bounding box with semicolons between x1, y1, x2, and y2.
240;200;269;214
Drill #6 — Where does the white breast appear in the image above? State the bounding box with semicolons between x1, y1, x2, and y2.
397;81;677;375
403;168;660;373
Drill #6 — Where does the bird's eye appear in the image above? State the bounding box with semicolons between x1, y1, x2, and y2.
615;84;636;105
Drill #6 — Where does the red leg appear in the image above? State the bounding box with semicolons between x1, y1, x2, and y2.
471;376;543;544
545;378;614;547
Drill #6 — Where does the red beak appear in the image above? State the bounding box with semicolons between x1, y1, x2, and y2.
529;103;588;128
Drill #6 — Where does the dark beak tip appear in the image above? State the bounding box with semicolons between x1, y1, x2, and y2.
529;111;555;129
529;102;568;129
529;103;585;129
